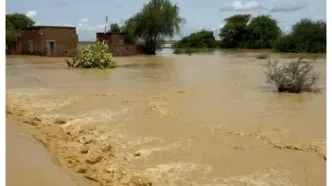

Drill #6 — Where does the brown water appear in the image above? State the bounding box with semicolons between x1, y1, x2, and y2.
6;51;326;186
6;117;93;186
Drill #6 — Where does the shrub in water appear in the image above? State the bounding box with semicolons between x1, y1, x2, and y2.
65;41;117;69
256;54;269;59
173;48;180;54
263;58;321;93
172;48;193;55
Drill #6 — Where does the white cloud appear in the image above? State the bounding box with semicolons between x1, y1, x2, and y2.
53;23;74;27
309;8;317;13
269;1;309;13
26;11;37;18
218;24;224;29
64;23;75;27
55;19;107;35
220;1;262;12
96;24;106;28
79;18;90;23
76;22;107;33
233;1;260;11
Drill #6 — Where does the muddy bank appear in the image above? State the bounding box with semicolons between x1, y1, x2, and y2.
6;99;154;186
6;117;94;186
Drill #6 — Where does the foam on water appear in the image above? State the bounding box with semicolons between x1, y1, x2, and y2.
209;169;294;186
145;162;213;185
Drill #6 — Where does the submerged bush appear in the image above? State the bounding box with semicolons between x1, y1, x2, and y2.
65;41;117;69
173;48;193;55
256;54;269;59
173;48;193;54
173;47;215;55
264;58;321;93
173;30;218;49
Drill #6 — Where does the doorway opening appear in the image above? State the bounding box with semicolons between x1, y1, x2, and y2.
45;40;56;55
28;40;34;53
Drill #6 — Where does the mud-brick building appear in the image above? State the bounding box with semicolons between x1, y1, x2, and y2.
96;32;143;56
6;31;22;55
8;26;78;56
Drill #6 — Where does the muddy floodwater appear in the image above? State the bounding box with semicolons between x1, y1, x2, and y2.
6;51;326;186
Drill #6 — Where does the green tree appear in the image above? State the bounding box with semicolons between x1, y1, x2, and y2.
120;18;137;44
245;15;281;49
172;30;217;49
108;23;121;33
6;19;15;44
125;0;185;54
275;19;326;53
6;13;35;46
219;14;251;48
6;13;35;30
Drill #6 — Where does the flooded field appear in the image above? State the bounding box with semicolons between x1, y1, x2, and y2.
6;51;326;186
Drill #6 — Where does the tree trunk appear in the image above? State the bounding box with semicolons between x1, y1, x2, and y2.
151;34;158;55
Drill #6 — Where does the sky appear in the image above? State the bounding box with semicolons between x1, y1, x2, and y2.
6;0;326;41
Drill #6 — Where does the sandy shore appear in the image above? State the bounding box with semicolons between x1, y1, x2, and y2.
6;117;93;186
6;96;153;186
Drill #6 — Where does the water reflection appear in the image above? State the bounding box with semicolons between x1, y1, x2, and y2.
156;48;175;56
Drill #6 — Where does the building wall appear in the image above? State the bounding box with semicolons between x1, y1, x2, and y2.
20;27;78;56
96;33;111;42
6;40;22;55
21;28;42;55
96;33;143;56
39;27;78;56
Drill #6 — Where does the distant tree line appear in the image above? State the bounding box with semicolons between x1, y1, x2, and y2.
6;2;326;55
173;14;326;54
218;14;281;49
275;19;326;53
171;30;218;49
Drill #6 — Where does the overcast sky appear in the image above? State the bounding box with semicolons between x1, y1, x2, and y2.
6;0;326;41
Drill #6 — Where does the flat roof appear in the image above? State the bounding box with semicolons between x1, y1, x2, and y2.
21;26;76;30
96;32;127;35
